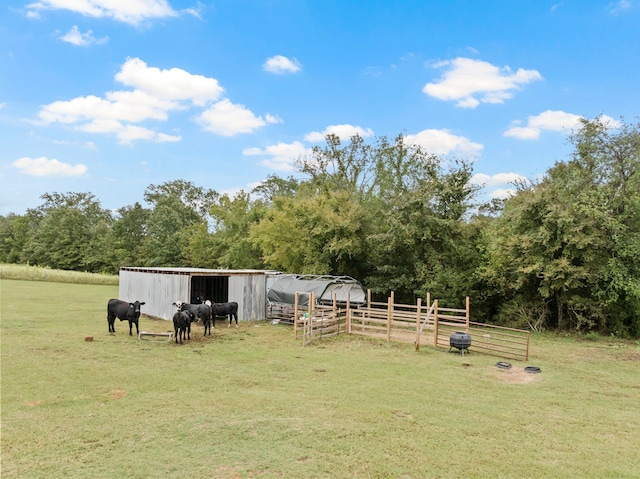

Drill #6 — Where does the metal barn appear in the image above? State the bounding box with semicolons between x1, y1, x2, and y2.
118;267;279;322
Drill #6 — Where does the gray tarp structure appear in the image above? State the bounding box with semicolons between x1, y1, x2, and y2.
267;274;366;307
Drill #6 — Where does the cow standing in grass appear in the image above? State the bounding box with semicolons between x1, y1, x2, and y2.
173;310;195;344
211;301;239;328
107;299;145;335
172;301;213;336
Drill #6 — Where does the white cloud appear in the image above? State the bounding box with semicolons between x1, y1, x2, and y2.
243;141;310;171
609;0;632;14
12;156;88;176
505;111;621;139
39;90;184;125
196;99;279;136
263;55;302;74
79;119;181;144
423;57;543;108
115;58;224;106
471;173;528;201
304;124;374;143
26;0;178;25
488;188;516;200
59;26;108;46
504;110;580;139
470;172;527;187
36;57;277;143
405;129;483;156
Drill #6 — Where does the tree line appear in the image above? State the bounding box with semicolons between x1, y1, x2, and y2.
2;118;638;336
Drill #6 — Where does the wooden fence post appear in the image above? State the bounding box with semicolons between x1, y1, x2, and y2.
433;299;439;347
466;296;470;332
307;292;314;344
294;292;299;339
346;292;351;334
387;291;394;341
415;297;422;351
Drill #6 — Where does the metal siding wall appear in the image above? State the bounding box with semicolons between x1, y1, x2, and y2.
227;275;267;321
119;271;189;321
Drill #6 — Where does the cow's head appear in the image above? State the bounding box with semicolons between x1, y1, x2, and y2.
130;301;145;317
172;301;184;310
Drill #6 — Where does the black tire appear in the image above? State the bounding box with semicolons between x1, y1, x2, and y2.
496;361;512;369
524;366;541;373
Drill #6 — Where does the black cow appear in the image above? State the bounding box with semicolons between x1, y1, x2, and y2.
107;299;145;335
211;301;239;328
172;301;213;336
173;310;195;344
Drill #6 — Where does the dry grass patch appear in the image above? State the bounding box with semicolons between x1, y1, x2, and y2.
489;366;542;384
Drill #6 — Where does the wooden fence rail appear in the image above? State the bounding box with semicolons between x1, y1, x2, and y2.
271;291;530;361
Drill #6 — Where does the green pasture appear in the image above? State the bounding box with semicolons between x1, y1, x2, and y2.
1;277;639;478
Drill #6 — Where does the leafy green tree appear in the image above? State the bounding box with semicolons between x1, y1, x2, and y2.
250;186;368;274
20;192;114;272
206;191;266;269
483;117;640;335
142;180;218;267
0;214;30;263
251;175;300;204
111;202;150;267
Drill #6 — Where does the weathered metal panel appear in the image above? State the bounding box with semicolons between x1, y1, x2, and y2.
119;270;189;320
228;275;267;321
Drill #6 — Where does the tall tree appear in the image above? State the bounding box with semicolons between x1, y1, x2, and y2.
0;214;30;263
20;192;115;272
206;191;266;269
111;202;150;267
142;181;217;267
483;117;640;335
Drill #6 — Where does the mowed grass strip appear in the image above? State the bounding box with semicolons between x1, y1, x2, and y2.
1;278;639;478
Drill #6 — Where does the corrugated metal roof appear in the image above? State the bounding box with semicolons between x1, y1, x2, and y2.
119;266;281;276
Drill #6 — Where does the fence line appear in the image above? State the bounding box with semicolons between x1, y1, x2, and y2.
270;291;530;361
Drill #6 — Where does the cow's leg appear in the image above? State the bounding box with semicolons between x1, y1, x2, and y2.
128;321;133;336
187;323;191;340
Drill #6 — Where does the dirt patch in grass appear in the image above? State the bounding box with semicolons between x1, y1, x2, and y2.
490;368;541;384
622;350;640;362
107;389;127;400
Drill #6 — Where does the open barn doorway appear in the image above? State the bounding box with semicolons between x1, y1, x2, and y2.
190;276;229;304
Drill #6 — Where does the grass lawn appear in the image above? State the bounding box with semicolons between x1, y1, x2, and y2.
1;278;639;478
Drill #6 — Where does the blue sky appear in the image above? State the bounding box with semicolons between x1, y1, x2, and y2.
1;0;638;215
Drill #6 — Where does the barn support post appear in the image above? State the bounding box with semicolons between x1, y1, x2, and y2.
415;297;422;351
387;291;394;342
433;299;439;347
466;296;470;332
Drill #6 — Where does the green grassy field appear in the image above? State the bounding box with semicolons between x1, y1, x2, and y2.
1;277;639;478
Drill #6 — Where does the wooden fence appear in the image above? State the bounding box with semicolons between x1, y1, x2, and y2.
280;291;531;361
